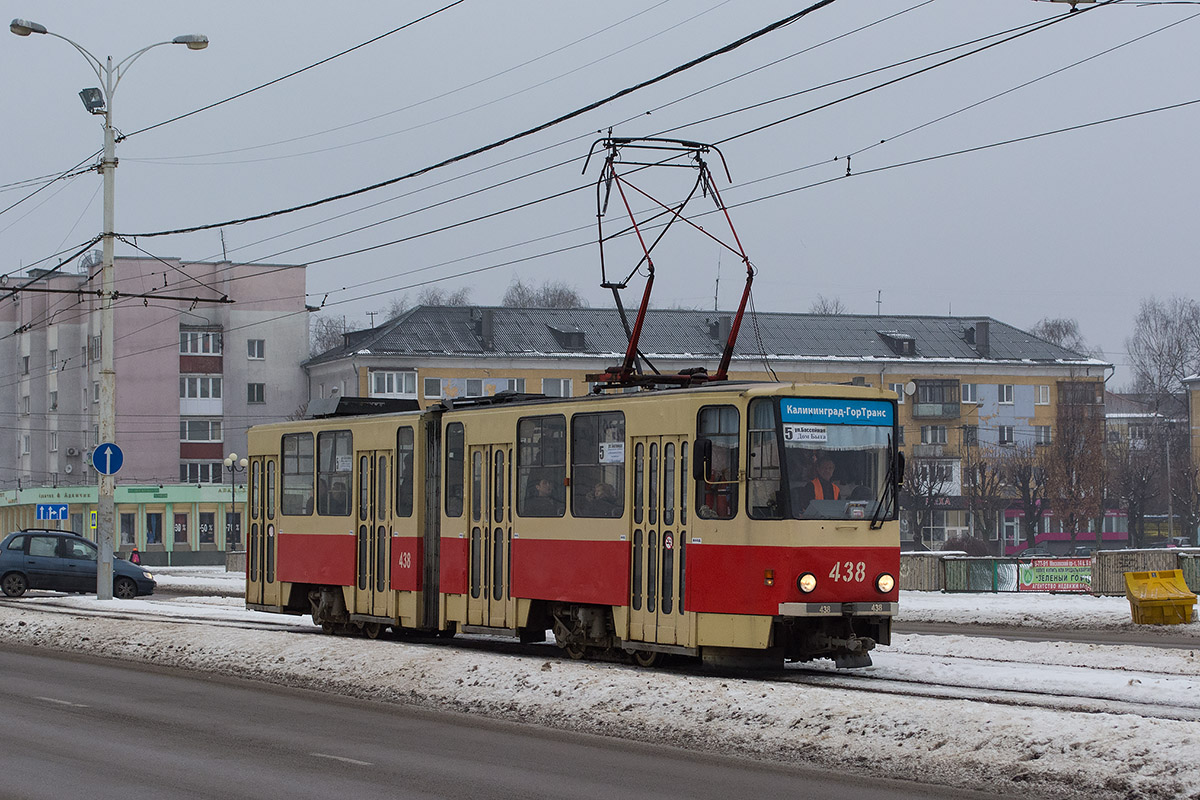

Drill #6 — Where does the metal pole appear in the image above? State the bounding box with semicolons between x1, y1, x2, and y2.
1165;421;1174;539
97;55;117;601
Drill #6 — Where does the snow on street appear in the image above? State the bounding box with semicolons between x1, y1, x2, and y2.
2;569;1198;800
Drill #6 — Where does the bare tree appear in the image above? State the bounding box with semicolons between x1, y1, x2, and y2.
1125;296;1200;401
900;458;953;550
1031;317;1089;353
310;314;361;357
962;443;1009;555
809;294;848;315
1002;442;1050;550
417;285;473;306
381;294;410;321
1044;380;1106;544
1109;431;1161;549
503;278;588;308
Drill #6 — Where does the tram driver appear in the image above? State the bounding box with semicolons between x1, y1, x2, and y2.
794;454;839;514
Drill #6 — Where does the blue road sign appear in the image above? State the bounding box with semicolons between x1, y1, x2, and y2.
92;442;124;476
36;503;69;521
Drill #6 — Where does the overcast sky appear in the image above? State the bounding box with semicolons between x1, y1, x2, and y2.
3;1;1197;384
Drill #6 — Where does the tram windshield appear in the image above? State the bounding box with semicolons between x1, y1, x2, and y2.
747;397;895;521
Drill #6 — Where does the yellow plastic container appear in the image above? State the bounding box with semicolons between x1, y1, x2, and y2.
1124;570;1198;625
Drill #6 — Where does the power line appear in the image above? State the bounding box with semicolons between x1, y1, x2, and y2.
120;1;468;142
118;0;845;239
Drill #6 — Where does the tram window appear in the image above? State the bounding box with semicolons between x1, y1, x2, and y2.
266;462;276;520
748;399;783;520
570;412;625;518
359;455;371;521
649;442;659;526
250;461;261;520
316;430;352;516
517;415;566;517
647;531;658;613
472;451;484;522
470;526;481;599
696;406;739;519
680;442;689;526
493;450;505;523
663;443;675;527
280;433;314;515
396;427;414;517
445;422;465;518
377;455;388;519
634;443;644;525
632;529;643;611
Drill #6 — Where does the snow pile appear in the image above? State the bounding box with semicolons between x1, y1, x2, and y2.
2;571;1199;800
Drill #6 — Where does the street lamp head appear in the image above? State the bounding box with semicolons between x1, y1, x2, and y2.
172;34;208;50
225;453;238;467
79;87;106;114
239;458;248;469
10;18;48;36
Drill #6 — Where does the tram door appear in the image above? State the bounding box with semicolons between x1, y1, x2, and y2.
629;436;690;646
246;457;281;608
354;450;393;619
467;444;512;628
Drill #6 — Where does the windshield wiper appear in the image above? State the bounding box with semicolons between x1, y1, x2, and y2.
869;458;895;531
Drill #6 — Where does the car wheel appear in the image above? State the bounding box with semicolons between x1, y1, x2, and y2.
113;577;138;600
2;572;29;598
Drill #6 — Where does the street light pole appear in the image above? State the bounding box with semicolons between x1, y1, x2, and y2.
11;18;207;600
225;453;248;551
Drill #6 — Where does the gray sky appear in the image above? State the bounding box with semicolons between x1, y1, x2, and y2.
4;1;1197;384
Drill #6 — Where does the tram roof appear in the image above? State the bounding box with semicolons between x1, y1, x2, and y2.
307;306;1105;367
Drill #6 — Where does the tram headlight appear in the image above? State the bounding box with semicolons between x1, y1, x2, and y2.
796;572;817;593
876;572;895;593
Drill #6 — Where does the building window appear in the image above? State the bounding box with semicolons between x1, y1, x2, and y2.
21;395;30;415
1034;425;1052;445
179;330;223;355
90;335;101;362
146;513;163;545
370;370;417;398
180;419;223;442
921;425;947;445
49;433;58;452
22;355;29;375
49;391;58;412
542;378;572;398
179;376;223;399
466;378;484;397
424;377;443;398
22;435;30;455
48;348;57;368
247;383;266;404
1129;423;1150;442
93;382;100;403
504;378;526;393
999;425;1015;445
889;383;905;404
960;383;978;404
1036;384;1050;405
180;462;224;483
199;512;216;544
897;426;905;445
998;384;1014;404
247;339;265;360
962;425;978;446
174;513;189;545
120;513;136;546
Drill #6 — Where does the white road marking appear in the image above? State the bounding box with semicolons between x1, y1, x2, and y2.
36;696;89;708
311;753;373;766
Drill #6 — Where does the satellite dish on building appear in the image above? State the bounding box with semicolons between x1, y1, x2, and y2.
904;381;917;397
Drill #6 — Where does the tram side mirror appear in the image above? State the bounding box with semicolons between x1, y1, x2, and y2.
694;437;713;481
896;451;905;486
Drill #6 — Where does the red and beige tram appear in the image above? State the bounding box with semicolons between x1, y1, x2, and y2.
245;381;902;668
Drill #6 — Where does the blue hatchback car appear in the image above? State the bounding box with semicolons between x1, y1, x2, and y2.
0;529;156;599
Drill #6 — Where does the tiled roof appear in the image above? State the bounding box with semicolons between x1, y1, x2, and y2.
307;306;1104;366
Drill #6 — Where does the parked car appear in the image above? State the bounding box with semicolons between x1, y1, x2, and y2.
1016;545;1055;559
0;529;156;599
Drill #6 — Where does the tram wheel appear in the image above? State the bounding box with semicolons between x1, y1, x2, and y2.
363;622;383;639
632;650;660;668
564;643;587;660
321;621;335;635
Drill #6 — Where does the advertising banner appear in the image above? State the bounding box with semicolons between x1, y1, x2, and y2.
1018;558;1092;592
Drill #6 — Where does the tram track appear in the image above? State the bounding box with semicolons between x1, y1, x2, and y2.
8;593;1199;726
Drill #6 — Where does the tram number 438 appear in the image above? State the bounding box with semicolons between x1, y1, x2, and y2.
829;561;866;582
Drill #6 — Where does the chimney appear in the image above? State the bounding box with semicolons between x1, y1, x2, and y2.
975;320;990;358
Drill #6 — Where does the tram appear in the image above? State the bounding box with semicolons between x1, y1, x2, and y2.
245;380;902;669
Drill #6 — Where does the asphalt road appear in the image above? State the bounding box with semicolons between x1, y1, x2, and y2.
1;646;1019;800
892;620;1200;649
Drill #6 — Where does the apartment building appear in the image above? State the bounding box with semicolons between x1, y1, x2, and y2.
306;305;1110;548
0;254;309;492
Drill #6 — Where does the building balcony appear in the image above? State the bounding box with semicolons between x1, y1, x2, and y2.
912;443;950;458
912;402;960;419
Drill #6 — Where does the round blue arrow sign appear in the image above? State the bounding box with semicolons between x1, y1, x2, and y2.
92;442;124;475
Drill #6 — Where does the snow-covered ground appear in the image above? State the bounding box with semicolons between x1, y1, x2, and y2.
2;569;1198;800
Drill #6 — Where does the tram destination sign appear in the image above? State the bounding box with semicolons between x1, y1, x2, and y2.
780;398;894;426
